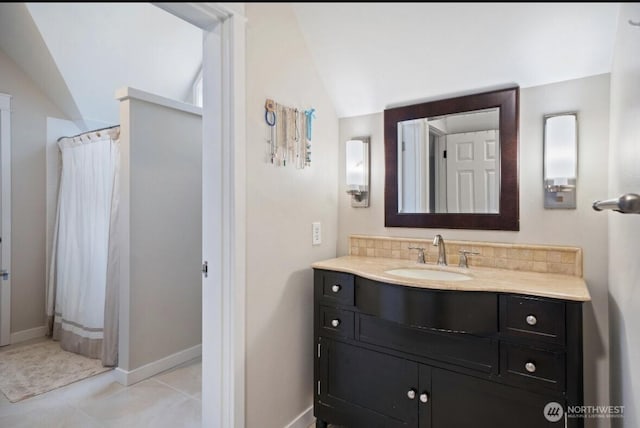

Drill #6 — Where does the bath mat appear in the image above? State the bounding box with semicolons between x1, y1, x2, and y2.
0;340;112;402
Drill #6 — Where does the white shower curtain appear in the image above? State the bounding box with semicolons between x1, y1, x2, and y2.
46;128;119;366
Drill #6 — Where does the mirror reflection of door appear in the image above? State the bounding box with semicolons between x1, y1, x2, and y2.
398;121;442;213
399;120;428;213
397;107;500;214
446;129;499;213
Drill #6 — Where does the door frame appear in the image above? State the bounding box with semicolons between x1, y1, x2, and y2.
152;4;246;427
0;93;11;346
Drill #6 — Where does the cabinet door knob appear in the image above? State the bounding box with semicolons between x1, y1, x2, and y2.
525;361;537;373
407;389;416;400
331;284;341;293
420;392;429;403
526;314;537;326
331;319;340;328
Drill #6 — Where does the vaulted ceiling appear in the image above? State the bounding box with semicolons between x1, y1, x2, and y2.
291;2;621;118
0;3;202;130
0;3;622;126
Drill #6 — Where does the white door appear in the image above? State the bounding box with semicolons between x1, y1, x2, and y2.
399;120;429;213
608;4;640;421
0;93;11;346
154;4;247;428
446;129;499;213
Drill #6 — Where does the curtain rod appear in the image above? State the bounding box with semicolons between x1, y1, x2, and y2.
57;124;120;142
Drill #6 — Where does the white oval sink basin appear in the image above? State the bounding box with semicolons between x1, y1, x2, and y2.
385;268;472;282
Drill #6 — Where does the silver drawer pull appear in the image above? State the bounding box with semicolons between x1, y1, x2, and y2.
407;389;416;400
331;319;340;328
331;284;341;293
420;392;429;403
525;362;537;373
526;314;537;326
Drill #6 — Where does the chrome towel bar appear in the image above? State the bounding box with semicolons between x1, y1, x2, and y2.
592;193;640;214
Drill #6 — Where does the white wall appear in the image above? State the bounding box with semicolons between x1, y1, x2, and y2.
245;3;339;427
117;90;202;371
608;4;640;426
339;74;611;426
26;3;202;127
438;108;499;134
0;48;68;336
0;3;84;129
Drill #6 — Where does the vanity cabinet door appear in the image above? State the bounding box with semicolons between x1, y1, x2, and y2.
417;365;432;428
430;368;558;428
317;339;419;428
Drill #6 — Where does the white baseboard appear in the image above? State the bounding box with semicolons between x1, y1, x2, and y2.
113;344;202;386
10;324;47;344
285;406;314;428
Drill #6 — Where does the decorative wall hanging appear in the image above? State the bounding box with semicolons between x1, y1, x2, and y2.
264;98;314;168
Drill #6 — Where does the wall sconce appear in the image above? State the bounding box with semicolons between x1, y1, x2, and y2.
543;112;578;209
346;137;370;208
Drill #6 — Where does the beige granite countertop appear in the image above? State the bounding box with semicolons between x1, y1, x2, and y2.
312;256;591;302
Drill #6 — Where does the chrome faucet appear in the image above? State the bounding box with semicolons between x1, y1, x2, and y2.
408;246;427;264
458;249;479;268
432;235;447;266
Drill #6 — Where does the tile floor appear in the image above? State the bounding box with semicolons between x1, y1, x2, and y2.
1;340;324;427
0;340;202;428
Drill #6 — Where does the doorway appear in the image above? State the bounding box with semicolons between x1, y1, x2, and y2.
0;93;11;347
154;4;247;427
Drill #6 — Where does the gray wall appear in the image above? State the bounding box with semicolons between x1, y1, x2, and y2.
118;94;202;371
0;3;84;128
0;47;67;334
608;4;640;426
338;74;611;426
245;3;339;427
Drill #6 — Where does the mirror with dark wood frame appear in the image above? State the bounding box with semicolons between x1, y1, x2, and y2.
384;87;519;230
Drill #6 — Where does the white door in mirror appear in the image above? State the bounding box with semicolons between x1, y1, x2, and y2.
446;130;499;213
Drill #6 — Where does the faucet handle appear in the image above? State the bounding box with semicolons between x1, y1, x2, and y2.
458;249;480;268
408;246;427;263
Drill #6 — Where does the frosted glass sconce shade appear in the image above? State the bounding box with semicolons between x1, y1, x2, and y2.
346;137;370;207
543;113;577;209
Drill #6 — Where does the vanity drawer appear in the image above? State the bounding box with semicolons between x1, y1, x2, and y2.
500;295;565;345
501;343;565;392
357;277;498;334
319;306;354;340
314;269;355;306
358;314;499;374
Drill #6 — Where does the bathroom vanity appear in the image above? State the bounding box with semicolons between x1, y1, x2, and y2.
312;256;590;428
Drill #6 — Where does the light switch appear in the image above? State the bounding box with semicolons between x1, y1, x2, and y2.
312;222;321;245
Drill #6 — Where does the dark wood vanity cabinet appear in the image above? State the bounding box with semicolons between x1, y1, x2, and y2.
313;269;584;428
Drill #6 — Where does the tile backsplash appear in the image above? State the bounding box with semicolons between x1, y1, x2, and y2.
349;235;582;277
